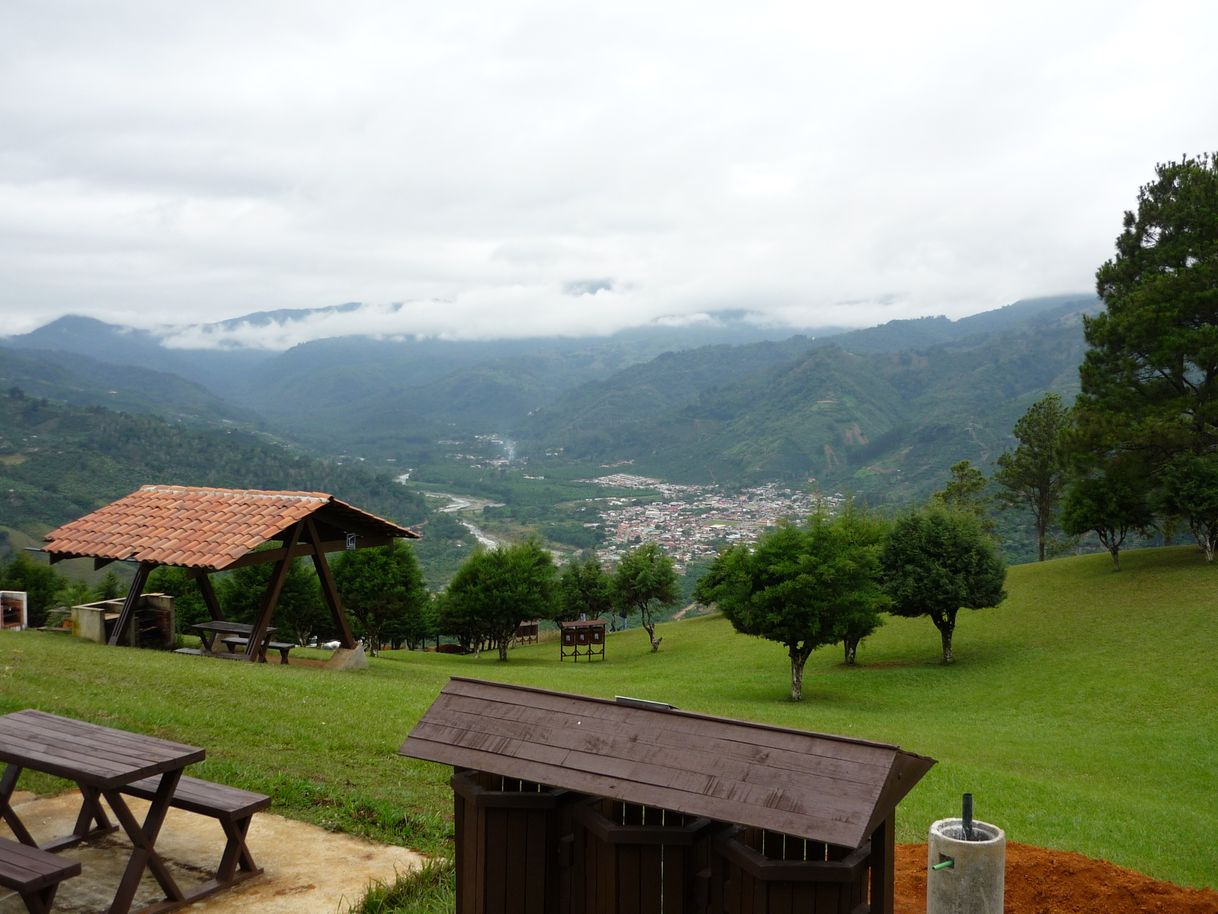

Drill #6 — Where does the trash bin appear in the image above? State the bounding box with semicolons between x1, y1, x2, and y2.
712;825;873;914
926;815;1005;914
565;797;713;913
451;769;572;914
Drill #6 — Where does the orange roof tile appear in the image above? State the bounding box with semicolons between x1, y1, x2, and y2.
43;484;419;571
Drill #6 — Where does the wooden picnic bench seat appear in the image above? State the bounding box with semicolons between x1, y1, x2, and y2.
219;636;295;663
119;775;270;891
0;835;80;914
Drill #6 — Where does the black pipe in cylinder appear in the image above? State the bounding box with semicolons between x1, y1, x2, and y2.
963;792;974;841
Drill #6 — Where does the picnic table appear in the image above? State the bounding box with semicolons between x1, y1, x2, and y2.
0;709;205;914
191;620;281;662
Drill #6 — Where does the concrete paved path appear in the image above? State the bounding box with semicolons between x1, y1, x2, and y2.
0;791;425;914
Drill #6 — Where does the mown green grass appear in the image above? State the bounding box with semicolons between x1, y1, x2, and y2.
1;546;1215;888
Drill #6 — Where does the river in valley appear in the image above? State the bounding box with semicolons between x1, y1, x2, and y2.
417;489;501;548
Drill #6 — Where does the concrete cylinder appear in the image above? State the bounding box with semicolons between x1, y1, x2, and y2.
927;817;1005;914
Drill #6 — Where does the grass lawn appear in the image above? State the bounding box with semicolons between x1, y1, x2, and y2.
1;546;1214;889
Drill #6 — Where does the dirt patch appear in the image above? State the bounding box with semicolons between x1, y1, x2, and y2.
894;842;1218;914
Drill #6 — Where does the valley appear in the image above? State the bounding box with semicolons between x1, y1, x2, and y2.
0;293;1102;578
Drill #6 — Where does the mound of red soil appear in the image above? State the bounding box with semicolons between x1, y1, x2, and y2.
894;843;1218;914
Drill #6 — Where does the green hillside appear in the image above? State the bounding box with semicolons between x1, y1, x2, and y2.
0;347;257;426
0;392;431;556
1;547;1213;888
519;302;1091;505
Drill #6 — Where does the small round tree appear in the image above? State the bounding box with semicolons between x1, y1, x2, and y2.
1157;455;1218;563
557;555;614;626
1060;464;1152;571
695;510;888;700
446;541;557;661
881;505;1007;664
612;543;678;652
332;540;428;655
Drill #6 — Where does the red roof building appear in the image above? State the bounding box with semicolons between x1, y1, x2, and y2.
44;485;420;658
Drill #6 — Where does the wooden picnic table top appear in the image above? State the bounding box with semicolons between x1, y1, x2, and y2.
0;710;212;913
191;620;275;637
0;709;204;790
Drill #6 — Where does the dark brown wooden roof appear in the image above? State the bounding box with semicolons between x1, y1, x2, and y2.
399;677;935;848
43;484;419;571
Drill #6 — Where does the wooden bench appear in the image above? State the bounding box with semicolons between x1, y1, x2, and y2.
119;776;270;892
0;835;80;914
219;636;295;663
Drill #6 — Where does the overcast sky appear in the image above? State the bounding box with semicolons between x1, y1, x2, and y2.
1;0;1215;348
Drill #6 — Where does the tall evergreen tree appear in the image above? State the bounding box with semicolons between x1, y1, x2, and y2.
934;459;995;535
995;393;1072;561
1074;154;1218;558
1079;152;1218;465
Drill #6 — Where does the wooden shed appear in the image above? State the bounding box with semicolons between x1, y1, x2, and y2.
400;678;935;914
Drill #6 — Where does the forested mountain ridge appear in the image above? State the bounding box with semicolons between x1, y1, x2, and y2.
811;293;1094;354
515;335;823;452
0;346;258;426
1;316;273;402
1;294;1099;534
4;310;836;455
518;297;1097;501
0;392;430;560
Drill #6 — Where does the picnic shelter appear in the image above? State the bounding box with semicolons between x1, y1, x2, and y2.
41;484;420;660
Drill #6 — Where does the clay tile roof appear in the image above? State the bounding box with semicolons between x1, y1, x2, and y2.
44;484;419;571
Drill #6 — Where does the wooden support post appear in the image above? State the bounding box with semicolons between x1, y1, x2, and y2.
244;523;302;662
306;518;357;649
107;562;153;647
195;573;225;622
869;813;896;914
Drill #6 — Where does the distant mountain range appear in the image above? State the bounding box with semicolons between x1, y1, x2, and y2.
1;293;1100;514
2;309;838;452
519;294;1098;500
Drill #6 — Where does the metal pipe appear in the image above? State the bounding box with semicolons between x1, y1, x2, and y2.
963;793;974;841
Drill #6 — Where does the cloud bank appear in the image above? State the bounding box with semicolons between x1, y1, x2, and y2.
1;0;1214;341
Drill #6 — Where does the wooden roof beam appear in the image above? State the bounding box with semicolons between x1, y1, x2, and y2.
218;535;397;572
